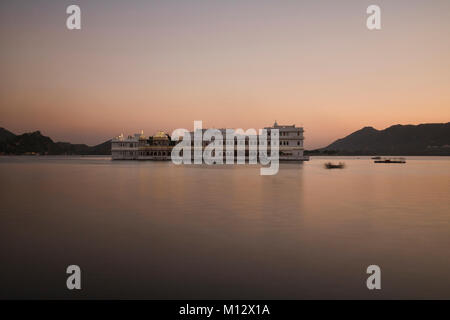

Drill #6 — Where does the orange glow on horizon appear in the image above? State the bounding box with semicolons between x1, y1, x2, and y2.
0;1;449;148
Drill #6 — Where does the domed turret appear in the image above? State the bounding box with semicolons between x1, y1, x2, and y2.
153;131;169;140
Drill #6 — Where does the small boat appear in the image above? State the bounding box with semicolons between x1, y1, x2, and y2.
374;157;406;164
371;156;382;160
324;162;345;169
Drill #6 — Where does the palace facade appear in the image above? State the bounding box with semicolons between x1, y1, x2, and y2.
111;122;309;161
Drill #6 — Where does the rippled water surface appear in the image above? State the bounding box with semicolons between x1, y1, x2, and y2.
1;156;449;299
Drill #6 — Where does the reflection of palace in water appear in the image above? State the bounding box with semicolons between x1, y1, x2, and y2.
111;122;309;161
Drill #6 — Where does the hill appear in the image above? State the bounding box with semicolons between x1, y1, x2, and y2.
319;123;450;155
0;128;111;155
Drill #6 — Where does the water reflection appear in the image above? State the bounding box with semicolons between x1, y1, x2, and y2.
0;156;449;299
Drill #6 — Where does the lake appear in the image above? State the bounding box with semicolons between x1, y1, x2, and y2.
1;156;449;299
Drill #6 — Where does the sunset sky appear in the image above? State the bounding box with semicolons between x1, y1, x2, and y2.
1;0;449;148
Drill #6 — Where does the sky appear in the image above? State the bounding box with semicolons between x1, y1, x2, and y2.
0;0;449;149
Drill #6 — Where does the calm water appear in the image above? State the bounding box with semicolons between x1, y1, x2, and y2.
1;156;449;299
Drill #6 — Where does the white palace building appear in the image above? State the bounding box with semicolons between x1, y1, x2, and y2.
111;122;309;162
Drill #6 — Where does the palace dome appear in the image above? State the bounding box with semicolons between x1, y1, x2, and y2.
153;131;169;140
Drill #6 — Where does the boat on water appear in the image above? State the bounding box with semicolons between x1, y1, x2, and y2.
324;162;345;169
374;157;406;164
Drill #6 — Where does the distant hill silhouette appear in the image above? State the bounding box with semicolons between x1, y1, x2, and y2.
0;128;111;155
317;123;450;155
